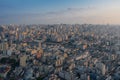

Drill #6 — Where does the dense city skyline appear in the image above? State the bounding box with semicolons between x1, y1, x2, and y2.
0;0;120;24
0;24;120;80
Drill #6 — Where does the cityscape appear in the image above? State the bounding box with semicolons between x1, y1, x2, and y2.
0;24;120;80
0;0;120;80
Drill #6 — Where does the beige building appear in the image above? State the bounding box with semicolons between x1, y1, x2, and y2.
20;55;27;67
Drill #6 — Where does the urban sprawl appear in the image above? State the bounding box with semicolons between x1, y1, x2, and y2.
0;24;120;80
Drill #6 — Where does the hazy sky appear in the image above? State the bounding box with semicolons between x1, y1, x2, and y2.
0;0;120;24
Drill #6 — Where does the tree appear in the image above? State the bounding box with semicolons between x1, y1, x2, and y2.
36;77;43;80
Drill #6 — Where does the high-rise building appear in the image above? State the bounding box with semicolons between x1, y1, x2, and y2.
0;42;8;55
96;62;106;75
20;55;27;67
115;39;120;54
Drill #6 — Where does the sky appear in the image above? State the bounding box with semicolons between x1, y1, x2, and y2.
0;0;120;24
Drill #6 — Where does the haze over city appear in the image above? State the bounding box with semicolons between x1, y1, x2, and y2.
1;0;120;80
1;0;120;24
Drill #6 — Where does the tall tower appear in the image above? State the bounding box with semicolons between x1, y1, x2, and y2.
20;55;27;67
116;43;120;54
39;41;41;48
0;42;8;55
115;29;120;54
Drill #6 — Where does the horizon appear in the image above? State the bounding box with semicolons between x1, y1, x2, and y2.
1;23;120;26
1;0;120;24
